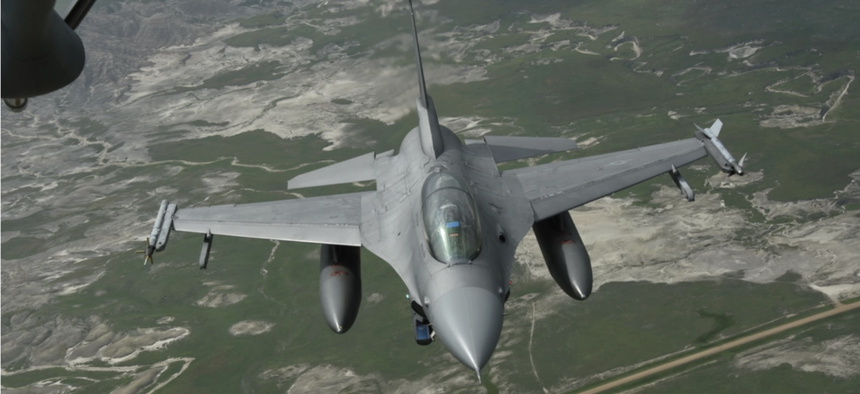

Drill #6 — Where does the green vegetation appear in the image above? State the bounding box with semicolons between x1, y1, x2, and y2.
7;246;826;393
568;303;843;394
186;120;230;127
1;236;45;260
0;368;121;388
236;12;284;28
775;271;803;283
223;26;293;49
148;129;334;168
173;61;284;92
694;309;736;344
223;24;342;54
630;308;860;394
773;74;817;95
473;33;531;52
518;280;826;390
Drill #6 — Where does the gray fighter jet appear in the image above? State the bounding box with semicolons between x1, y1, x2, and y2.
143;1;746;381
1;0;97;112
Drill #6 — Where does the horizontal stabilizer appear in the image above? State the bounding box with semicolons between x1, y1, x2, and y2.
482;136;578;163
289;152;376;190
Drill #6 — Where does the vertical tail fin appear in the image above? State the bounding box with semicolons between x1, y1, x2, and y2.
408;0;428;108
407;0;444;158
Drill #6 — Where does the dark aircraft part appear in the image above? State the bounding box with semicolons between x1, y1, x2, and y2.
669;165;695;202
319;244;361;334
3;98;28;112
413;312;433;346
411;300;427;318
1;0;86;99
63;0;98;30
532;212;593;300
199;231;213;269
143;243;155;265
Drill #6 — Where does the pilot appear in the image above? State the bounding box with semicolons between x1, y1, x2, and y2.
441;204;466;259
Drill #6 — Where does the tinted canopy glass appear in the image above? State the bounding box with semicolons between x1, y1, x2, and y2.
422;171;481;264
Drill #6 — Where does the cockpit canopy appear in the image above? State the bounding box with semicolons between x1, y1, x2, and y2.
421;171;482;264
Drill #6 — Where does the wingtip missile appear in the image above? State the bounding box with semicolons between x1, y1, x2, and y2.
694;120;745;176
140;200;175;265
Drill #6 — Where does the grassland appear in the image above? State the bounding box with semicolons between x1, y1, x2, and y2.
6;239;828;392
628;308;860;394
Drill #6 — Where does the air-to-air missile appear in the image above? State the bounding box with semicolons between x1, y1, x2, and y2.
696;119;747;176
141;200;175;264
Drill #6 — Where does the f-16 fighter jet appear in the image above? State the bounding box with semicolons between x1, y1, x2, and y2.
143;0;746;381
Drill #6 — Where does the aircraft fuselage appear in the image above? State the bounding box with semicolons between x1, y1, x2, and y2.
359;125;534;371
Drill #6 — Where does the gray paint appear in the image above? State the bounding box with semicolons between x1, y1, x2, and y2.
532;211;593;300
319;245;362;334
151;2;746;379
155;203;176;251
483;135;578;163
288;152;376;190
198;231;213;269
172;192;367;246
505;138;710;221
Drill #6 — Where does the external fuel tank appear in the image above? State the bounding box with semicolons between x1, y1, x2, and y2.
532;212;593;300
319;244;362;333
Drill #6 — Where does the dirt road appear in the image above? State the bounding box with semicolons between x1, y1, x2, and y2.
577;301;860;394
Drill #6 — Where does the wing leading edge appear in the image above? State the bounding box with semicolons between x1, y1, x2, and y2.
171;192;368;246
504;138;708;221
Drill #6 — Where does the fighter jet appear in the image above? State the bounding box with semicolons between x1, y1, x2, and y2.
143;1;746;381
1;0;98;112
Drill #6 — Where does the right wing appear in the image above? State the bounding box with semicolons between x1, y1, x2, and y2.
504;138;708;221
170;192;368;246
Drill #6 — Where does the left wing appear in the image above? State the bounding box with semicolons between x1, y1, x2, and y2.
171;192;368;246
503;138;708;221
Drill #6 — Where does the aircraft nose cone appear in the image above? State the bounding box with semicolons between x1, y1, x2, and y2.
430;287;504;376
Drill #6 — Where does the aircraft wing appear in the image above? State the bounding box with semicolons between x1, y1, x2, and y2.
170;192;368;246
503;138;707;221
